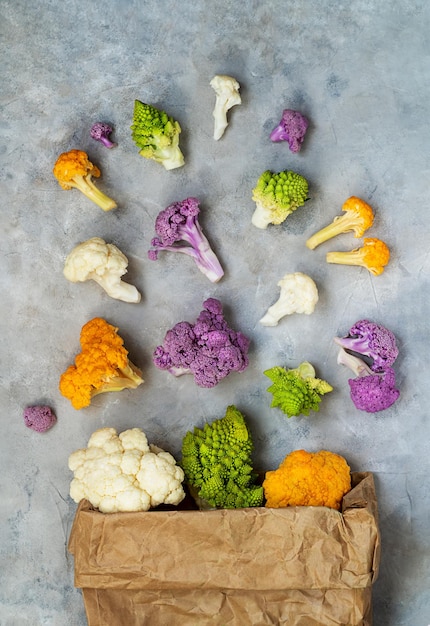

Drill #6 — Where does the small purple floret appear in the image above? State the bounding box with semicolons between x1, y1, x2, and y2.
23;405;57;433
90;122;116;148
148;198;224;283
348;367;400;413
270;109;309;152
153;298;250;388
334;319;399;372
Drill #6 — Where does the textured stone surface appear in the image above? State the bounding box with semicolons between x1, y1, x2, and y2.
1;1;429;624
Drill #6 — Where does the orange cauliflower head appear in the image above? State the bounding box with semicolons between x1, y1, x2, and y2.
263;449;351;510
59;317;143;410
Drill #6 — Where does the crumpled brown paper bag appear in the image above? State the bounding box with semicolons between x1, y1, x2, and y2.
68;471;380;626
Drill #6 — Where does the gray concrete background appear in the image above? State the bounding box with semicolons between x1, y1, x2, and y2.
1;1;429;624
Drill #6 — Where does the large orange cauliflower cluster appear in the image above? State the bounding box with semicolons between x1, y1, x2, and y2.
59;317;143;410
263;449;351;510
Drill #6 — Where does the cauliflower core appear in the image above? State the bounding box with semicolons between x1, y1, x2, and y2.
68;427;185;513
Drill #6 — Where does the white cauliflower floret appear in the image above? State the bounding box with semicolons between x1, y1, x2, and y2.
210;75;241;140
63;237;141;303
68;427;185;513
259;272;319;327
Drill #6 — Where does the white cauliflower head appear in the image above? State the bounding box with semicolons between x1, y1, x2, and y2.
68;427;185;513
259;272;319;327
63;237;141;303
210;75;241;140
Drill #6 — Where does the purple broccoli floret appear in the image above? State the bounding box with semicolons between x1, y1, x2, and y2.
90;122;116;148
337;348;400;413
334;319;399;372
153;298;250;388
148;197;224;283
270;109;309;153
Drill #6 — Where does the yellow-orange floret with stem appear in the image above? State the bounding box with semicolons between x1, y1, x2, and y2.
59;317;143;410
53;149;117;211
263;449;351;510
306;196;374;250
326;237;390;276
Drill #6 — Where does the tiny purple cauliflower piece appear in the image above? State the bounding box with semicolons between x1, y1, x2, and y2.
148;197;224;283
334;319;399;372
90;122;116;148
337;348;400;413
153;298;250;388
270;109;309;153
23;405;57;433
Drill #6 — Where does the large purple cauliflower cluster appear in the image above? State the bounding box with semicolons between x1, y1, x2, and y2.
153;298;250;388
148;197;224;283
335;320;400;414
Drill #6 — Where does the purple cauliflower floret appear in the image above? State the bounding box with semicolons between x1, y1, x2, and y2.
270;109;309;153
148;197;224;283
153;298;250;388
348;368;400;413
334;319;399;372
90;122;116;148
336;348;400;413
23;405;57;433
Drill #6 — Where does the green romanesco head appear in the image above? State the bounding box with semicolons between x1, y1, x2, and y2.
131;100;184;170
252;170;309;226
181;405;263;509
264;363;333;418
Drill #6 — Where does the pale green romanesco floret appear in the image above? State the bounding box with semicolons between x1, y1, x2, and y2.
264;362;333;418
131;100;184;170
181;405;263;509
251;169;309;229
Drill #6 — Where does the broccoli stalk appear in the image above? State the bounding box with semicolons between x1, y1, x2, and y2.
251;169;309;229
148;197;224;283
264;362;333;418
131;100;184;170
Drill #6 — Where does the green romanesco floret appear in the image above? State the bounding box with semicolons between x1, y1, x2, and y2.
181;405;263;509
264;362;333;418
251;169;309;229
131;100;185;170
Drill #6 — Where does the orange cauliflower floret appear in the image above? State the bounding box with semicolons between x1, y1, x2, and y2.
263;449;351;510
59;317;143;410
53;149;117;211
326;237;390;276
306;196;374;250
